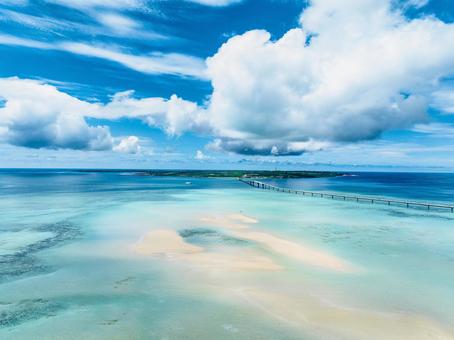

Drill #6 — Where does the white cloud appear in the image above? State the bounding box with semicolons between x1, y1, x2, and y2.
195;150;209;160
0;34;206;79
62;42;207;79
94;90;168;119
300;138;454;169
208;138;328;156
44;0;145;10
0;77;207;151
113;136;141;154
45;0;240;9
161;94;208;136
92;90;208;136
432;90;454;113
0;77;113;150
3;0;454;158
399;0;429;9
0;9;60;32
0;34;52;49
0;8;167;40
204;0;454;155
186;0;242;6
94;12;139;34
412;123;454;136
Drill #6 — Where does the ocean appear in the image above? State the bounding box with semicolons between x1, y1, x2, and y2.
1;169;454;339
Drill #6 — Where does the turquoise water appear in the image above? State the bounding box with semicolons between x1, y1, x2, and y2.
1;170;454;339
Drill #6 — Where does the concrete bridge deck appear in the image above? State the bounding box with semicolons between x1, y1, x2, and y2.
239;178;454;213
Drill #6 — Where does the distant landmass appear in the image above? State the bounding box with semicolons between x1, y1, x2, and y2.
76;169;342;178
136;170;341;178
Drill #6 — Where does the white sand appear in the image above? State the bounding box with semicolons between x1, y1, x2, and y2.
200;213;355;272
235;288;454;340
186;251;282;271
132;215;453;339
133;229;203;256
231;230;354;272
133;229;281;271
227;213;258;224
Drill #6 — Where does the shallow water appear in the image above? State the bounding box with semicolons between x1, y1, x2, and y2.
1;170;454;339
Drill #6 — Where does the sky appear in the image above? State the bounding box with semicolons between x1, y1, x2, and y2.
0;0;454;171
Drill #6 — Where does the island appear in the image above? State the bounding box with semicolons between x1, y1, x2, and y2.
75;169;342;178
142;170;343;178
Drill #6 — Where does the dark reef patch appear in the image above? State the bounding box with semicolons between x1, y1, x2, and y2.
385;210;414;218
0;221;81;283
0;299;63;328
179;228;249;247
385;208;454;220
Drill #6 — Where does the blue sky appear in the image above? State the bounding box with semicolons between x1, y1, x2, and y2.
1;0;454;170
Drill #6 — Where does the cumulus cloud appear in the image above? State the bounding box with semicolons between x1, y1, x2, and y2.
0;77;113;150
208;138;328;156
3;0;454;157
204;0;454;155
113;136;141;154
0;77;207;151
92;90;209;136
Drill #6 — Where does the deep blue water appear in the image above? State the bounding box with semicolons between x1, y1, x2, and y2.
0;169;453;203
262;172;454;204
0;169;241;196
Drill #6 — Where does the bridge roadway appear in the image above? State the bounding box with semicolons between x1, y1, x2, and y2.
239;178;454;213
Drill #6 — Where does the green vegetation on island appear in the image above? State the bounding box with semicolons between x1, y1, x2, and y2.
137;170;342;178
76;169;342;178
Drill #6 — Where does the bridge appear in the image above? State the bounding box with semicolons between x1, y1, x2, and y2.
239;179;454;213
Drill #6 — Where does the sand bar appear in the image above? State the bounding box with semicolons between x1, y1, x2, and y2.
134;229;281;271
200;213;355;272
236;288;454;340
134;229;203;256
230;230;354;272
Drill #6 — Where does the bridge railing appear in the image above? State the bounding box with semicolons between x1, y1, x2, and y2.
238;178;454;213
